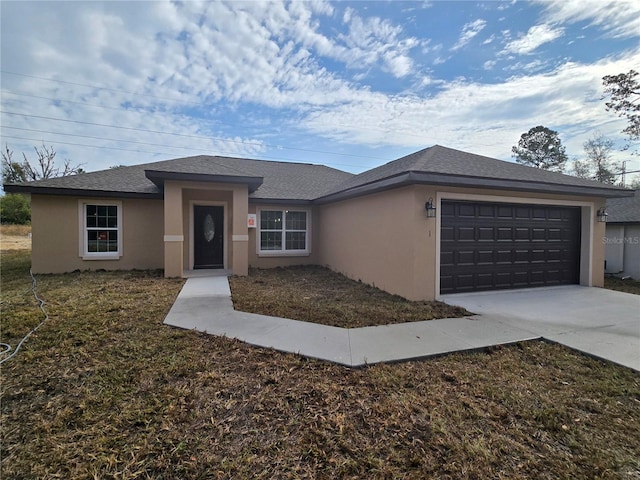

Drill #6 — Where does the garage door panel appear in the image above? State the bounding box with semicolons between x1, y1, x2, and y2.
458;227;475;241
532;228;546;241
440;201;580;294
515;207;531;219
478;227;494;241
497;228;512;241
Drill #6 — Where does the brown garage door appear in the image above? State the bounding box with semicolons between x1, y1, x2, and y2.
440;201;581;294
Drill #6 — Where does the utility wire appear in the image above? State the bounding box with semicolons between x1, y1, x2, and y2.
1;70;201;105
0;134;369;170
0;270;48;365
1;126;368;169
1;89;175;114
1;71;433;141
0;110;387;161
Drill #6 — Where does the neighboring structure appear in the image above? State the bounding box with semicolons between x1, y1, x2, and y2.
605;189;640;280
5;145;633;300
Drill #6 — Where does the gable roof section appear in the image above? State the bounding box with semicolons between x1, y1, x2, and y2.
4;155;354;202
606;189;640;223
317;145;632;202
4;145;633;202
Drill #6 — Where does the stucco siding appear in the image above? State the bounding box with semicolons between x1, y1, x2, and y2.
31;195;164;274
316;186;435;301
316;185;606;300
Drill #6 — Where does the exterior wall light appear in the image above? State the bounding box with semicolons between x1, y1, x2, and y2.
597;207;608;223
425;197;436;218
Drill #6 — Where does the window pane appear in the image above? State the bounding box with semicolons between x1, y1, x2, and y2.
85;204;119;254
285;232;306;250
260;231;282;250
108;231;118;252
87;230;98;252
285;211;306;230
260;210;282;230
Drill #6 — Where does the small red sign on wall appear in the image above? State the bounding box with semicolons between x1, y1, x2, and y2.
247;214;257;228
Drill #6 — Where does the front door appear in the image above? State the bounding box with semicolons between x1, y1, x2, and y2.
193;205;224;269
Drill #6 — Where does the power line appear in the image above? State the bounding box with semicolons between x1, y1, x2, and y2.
0;110;388;161
1;72;431;142
0;126;368;169
0;134;369;171
1;70;201;105
1;89;170;114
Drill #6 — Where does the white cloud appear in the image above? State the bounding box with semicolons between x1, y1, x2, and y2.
482;34;495;45
2;0;639;177
451;19;487;51
539;0;640;39
483;60;497;70
335;11;418;78
300;49;640;162
502;24;564;55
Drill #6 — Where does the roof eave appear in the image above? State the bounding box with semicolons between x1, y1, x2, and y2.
248;197;314;205
314;171;635;204
144;170;264;193
3;184;163;199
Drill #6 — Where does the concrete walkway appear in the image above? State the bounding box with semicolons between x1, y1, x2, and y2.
164;277;539;367
163;278;639;370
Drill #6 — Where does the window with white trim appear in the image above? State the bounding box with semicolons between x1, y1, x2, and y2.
258;209;309;255
81;202;122;258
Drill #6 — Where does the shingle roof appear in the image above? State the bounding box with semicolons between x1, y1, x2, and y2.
4;145;632;202
320;145;630;199
606;189;640;223
4;155;354;201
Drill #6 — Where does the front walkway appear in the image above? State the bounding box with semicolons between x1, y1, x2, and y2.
163;277;539;367
164;278;639;370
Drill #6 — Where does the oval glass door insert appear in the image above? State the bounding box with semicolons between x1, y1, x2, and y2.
203;214;215;242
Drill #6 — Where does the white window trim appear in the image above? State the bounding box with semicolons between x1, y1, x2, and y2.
78;200;123;260
257;208;311;257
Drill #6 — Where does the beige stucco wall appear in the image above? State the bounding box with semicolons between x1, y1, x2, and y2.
316;185;606;301
31;194;164;274
247;204;321;269
316;186;434;301
30;182;608;298
162;180;249;277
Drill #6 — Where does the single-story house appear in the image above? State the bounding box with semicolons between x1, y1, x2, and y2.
4;145;633;301
605;189;640;280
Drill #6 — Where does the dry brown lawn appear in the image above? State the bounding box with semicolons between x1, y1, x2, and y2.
2;250;639;479
0;224;31;251
229;266;470;328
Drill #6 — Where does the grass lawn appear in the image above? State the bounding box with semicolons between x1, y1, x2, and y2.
229;266;470;328
2;250;639;479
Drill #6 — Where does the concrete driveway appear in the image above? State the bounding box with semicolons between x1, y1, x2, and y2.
441;285;640;371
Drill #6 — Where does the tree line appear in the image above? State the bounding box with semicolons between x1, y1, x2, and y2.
1;69;638;224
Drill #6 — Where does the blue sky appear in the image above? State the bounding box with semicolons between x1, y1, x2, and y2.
1;0;639;183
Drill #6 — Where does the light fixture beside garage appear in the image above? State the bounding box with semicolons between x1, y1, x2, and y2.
597;207;608;223
425;197;436;218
